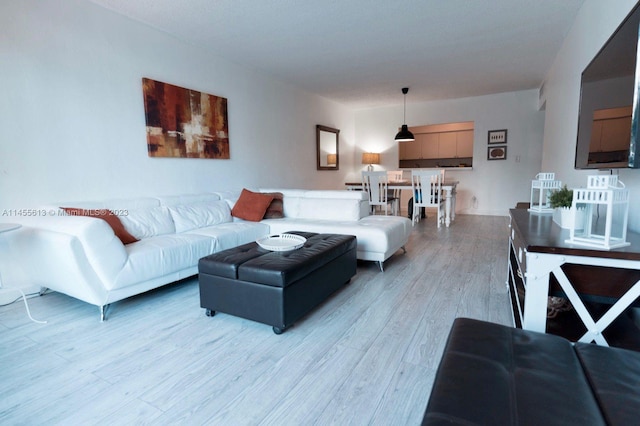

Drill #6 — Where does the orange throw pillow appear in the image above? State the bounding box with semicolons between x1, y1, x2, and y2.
231;189;275;222
61;208;139;245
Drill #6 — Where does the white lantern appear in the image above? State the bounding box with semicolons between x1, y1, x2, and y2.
529;173;562;213
566;175;630;250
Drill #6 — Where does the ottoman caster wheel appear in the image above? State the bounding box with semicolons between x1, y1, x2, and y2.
272;326;286;335
205;309;216;317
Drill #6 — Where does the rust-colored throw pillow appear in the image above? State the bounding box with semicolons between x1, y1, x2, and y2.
61;207;139;245
231;189;275;222
262;192;284;219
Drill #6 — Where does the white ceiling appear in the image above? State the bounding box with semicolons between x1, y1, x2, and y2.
88;0;585;109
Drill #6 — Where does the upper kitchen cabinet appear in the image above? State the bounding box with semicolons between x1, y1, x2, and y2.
456;130;474;157
399;122;474;168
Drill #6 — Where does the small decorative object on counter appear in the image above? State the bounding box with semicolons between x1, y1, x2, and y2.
566;175;630;250
529;172;562;214
550;185;584;230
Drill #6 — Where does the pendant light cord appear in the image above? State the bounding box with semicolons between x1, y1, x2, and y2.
395;87;415;142
402;87;409;123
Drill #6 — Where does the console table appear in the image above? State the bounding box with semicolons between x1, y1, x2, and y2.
507;209;640;348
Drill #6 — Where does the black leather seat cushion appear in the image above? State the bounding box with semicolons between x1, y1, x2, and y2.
423;318;606;425
575;342;640;425
199;241;265;279
199;231;356;288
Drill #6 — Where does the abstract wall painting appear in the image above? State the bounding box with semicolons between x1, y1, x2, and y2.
142;78;229;159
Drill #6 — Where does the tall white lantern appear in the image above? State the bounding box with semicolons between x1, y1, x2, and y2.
567;175;630;250
529;173;562;213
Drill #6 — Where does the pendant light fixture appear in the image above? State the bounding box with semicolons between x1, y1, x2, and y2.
395;87;415;142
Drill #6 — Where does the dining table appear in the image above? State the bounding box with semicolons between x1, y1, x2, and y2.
344;180;459;227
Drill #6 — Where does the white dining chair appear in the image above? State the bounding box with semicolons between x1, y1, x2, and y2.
362;171;395;215
387;170;404;182
386;170;404;215
411;169;445;227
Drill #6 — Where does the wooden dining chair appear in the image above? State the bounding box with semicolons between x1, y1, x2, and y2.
411;170;445;227
362;171;395;215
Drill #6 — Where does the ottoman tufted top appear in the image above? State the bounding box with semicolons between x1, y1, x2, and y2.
198;231;356;288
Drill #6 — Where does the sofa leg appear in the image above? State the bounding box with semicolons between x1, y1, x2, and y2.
378;261;384;272
401;245;407;254
99;304;109;322
273;326;287;335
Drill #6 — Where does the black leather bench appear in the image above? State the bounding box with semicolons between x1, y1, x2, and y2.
422;318;640;425
198;231;357;334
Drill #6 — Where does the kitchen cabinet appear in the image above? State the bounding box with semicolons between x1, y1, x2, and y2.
419;133;439;158
399;130;474;160
437;132;457;158
456;130;474;157
589;107;632;153
400;137;422;159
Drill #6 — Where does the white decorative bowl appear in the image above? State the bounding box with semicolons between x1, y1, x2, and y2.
256;233;306;251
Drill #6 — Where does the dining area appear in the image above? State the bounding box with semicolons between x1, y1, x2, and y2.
344;169;459;228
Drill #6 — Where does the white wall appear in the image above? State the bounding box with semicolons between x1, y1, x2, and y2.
0;0;355;212
353;90;545;216
7;0;637;226
542;0;640;231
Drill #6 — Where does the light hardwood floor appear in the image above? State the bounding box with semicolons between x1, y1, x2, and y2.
0;214;512;425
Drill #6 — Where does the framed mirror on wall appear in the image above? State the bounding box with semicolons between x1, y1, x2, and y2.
317;125;339;170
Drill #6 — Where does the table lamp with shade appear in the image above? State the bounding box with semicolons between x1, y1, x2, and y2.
362;152;380;171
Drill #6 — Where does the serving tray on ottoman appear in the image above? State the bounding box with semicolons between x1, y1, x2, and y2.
198;231;357;334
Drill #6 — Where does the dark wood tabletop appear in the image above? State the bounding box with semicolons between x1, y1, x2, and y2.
510;208;640;261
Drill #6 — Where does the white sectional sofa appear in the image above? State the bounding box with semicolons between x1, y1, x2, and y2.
260;189;412;268
8;189;411;319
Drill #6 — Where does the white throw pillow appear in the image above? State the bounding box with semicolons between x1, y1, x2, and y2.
120;206;176;239
168;201;232;233
298;198;362;221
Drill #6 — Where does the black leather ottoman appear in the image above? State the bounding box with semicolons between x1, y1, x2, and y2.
198;231;357;334
422;318;640;425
